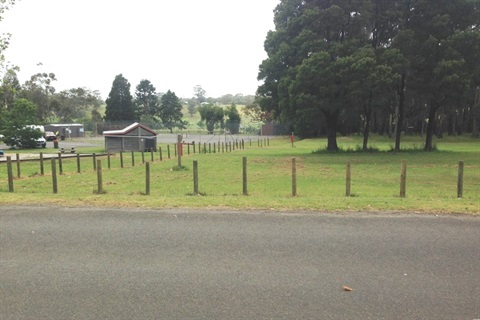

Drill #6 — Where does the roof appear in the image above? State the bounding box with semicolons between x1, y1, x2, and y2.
103;122;157;136
47;123;84;127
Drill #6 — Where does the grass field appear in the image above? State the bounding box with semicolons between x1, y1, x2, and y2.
0;135;479;214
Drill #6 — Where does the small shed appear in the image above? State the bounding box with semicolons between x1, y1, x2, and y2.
103;122;157;152
44;123;85;139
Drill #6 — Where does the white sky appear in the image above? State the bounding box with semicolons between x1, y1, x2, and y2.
1;0;279;100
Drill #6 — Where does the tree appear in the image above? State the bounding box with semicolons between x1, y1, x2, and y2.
0;64;20;110
258;1;374;150
187;98;196;117
225;104;241;134
193;85;206;104
158;90;184;133
105;74;135;122
398;0;478;150
52;87;102;122
134;79;158;120
198;104;224;134
21;71;57;121
1;98;42;148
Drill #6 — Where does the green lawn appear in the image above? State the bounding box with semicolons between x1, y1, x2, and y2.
1;135;479;214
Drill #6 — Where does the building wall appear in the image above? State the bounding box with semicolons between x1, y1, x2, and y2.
105;136;156;152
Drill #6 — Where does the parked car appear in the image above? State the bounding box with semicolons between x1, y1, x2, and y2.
44;131;56;141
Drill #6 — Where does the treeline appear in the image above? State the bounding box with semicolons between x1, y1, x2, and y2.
257;0;480;151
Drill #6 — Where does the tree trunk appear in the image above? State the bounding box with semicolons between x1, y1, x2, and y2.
424;102;438;151
362;98;372;151
324;111;339;151
395;74;406;152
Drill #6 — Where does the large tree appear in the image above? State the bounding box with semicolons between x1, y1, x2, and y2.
258;1;374;150
225;104;241;134
198;104;224;134
134;79;158;120
20;71;57;121
1;98;42;148
158;90;184;133
52;87;102;122
399;0;479;151
105;74;135;122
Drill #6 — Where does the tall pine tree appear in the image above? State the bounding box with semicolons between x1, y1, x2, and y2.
105;74;135;122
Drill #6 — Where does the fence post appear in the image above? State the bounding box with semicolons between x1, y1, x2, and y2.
167;145;171;159
159;147;163;161
40;152;44;176
142;150;145;164
346;161;351;197
193;160;199;195
457;161;464;199
16;153;20;179
97;160;103;194
292;157;297;196
58;153;63;175
243;157;248;196
177;134;182;168
108;153;111;169
120;151;124;168
131;150;135;167
7;156;14;192
145;162;150;195
93;153;97;170
77;153;81;173
150;149;154;162
51;158;58;194
400;160;407;198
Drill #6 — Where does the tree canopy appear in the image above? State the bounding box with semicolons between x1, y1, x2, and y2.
105;74;135;122
158;90;184;133
257;0;480;151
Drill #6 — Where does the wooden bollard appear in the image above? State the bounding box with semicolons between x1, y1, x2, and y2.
177;134;182;168
120;151;124;168
108;153;111;169
167;145;171;159
131;150;135;166
150;149;154;162
93;153;97;170
159;147;163;161
243;157;248;196
51;159;58;194
193;141;196;154
16;153;20;178
77;153;81;173
193;160;199;195
346;161;351;197
40;152;44;175
457;161;464;199
97;160;103;194
292;158;297;196
58;153;63;175
145;162;150;195
7;156;14;192
400;160;407;198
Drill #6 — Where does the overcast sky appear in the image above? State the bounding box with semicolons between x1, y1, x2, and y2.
2;0;279;99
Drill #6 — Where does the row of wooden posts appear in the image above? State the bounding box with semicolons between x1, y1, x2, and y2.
3;152;467;199
2;136;270;177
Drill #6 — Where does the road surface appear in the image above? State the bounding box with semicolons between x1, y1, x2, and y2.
1;206;479;319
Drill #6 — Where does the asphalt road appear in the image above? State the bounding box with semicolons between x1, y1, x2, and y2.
1;207;479;320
